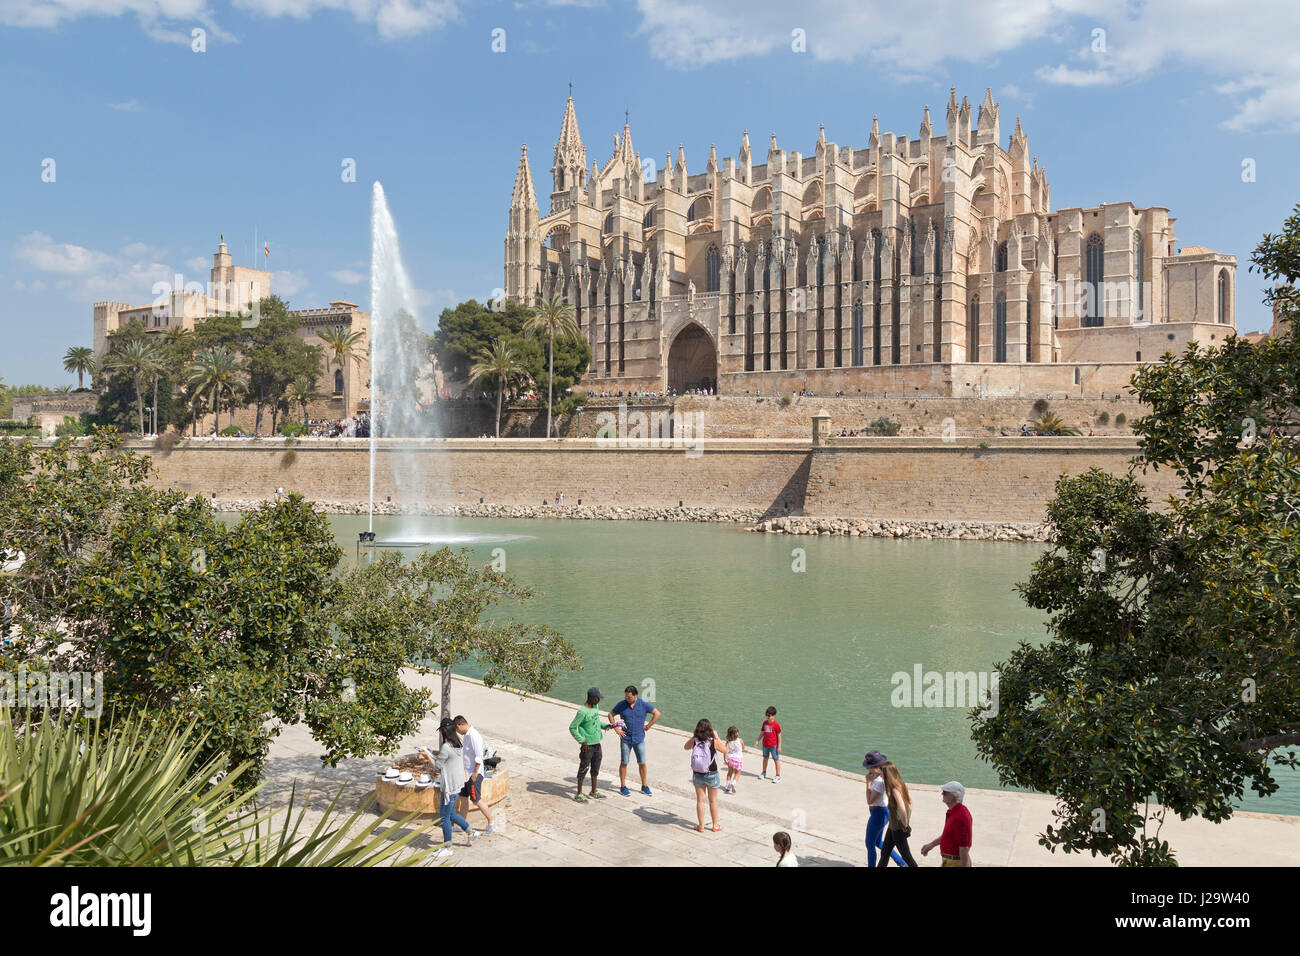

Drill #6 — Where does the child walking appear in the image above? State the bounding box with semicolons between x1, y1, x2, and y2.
723;726;744;793
758;706;782;782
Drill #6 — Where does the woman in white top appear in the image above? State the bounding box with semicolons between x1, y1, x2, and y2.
773;831;799;867
428;717;474;858
864;750;905;867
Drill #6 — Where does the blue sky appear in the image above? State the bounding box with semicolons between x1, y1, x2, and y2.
2;0;1298;384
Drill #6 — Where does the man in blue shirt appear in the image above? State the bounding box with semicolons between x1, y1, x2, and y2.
610;685;661;796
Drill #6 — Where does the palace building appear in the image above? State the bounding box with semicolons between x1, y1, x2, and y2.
92;238;370;419
505;90;1237;397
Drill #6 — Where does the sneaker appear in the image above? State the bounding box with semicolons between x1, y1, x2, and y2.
435;848;453;861
759;772;768;781
483;823;498;835
589;790;607;799
574;792;588;802
619;786;631;796
640;785;653;796
773;775;781;783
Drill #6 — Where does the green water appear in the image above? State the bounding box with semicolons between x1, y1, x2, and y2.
326;514;1298;815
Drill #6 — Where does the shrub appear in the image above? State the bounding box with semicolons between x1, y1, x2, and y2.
155;430;180;455
1116;412;1127;425
978;440;991;449
281;449;297;469
1097;411;1111;425
219;425;243;437
864;416;902;436
1032;398;1050;415
0;420;39;437
55;416;87;438
279;421;308;437
1030;411;1082;436
779;394;793;407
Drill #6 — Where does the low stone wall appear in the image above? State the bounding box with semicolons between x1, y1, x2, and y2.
752;515;1050;541
212;496;763;523
129;435;1176;527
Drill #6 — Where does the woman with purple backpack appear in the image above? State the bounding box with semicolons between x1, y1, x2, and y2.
684;718;728;832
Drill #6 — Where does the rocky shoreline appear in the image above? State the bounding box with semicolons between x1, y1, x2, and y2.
209;497;1049;541
751;515;1051;541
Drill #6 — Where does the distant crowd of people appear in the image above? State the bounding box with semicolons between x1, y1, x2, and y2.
308;412;370;438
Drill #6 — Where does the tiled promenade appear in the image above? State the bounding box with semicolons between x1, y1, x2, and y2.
264;675;1300;866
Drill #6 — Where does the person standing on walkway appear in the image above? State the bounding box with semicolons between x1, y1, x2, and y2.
876;761;918;867
568;687;610;802
424;717;475;860
685;718;727;832
863;751;905;866
454;715;496;835
723;726;745;794
758;706;782;782
921;781;973;867
610;685;661;796
773;831;799;867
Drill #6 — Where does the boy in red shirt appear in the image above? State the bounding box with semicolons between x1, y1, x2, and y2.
758;706;782;782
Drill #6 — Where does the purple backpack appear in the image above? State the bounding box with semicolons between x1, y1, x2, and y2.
691;736;716;773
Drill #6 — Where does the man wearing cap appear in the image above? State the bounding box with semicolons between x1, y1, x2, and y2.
921;781;973;867
568;687;610;802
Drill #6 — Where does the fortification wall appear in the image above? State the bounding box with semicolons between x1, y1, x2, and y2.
130;436;1176;524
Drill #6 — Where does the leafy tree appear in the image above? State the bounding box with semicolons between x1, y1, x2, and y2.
469;339;528;437
332;549;581;722
62;346;95;390
525;294;582;438
431;299;534;385
0;430;581;784
972;210;1300;866
244;297;321;435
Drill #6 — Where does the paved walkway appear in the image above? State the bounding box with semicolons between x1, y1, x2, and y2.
264;675;1300;866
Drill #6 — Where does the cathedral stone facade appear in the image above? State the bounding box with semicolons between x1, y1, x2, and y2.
505;90;1238;397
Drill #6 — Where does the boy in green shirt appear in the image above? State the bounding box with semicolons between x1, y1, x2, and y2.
568;687;610;801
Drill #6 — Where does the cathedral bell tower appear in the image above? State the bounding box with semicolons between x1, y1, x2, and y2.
505;143;540;303
550;92;587;214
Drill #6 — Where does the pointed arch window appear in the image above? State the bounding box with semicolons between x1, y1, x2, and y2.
1084;232;1104;327
853;300;864;366
994;293;1007;363
816;236;826;287
1134;231;1145;320
968;294;980;360
1218;270;1230;324
706;244;721;293
996;241;1008;273
334;369;344;394
911;218;923;275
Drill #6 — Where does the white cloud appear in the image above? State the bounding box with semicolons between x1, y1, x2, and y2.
271;269;310;297
108;99;144;112
631;0;1300;131
0;0;457;40
17;232;116;276
330;268;366;284
233;0;459;39
186;256;210;272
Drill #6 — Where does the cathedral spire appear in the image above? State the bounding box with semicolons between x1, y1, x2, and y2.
817;123;826;153
707;143;718;174
739;129;751;162
512;143;537;209
556;93;583;158
920;106;932;138
868;115;880;150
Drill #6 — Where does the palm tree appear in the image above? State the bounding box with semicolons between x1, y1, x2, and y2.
1030;410;1082;436
103;338;163;436
468;340;527;438
287;376;320;428
186;347;244;434
62;346;95;390
317;325;366;418
524;294;581;438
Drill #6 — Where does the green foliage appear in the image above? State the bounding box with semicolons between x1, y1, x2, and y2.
0;710;437;866
0;421;39;436
0;430;581;786
1116;412;1128;425
1030;410;1081;436
279;420;308;437
219;424;243;436
1097;411;1111;425
863;416;902;436
432;299;535;384
54;416;87;438
779;394;793;407
244;297;322;435
973;209;1300;865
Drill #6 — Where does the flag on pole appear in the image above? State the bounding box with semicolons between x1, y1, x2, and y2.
264;241;269;258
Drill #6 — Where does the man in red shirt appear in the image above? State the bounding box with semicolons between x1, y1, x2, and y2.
921;781;972;866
